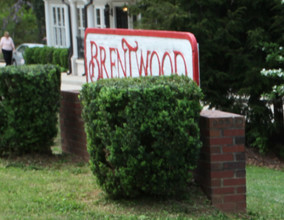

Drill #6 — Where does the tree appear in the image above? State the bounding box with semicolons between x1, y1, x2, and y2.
131;0;284;153
29;0;46;43
259;43;284;155
0;0;45;45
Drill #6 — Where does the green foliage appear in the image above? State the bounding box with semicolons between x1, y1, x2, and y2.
33;47;42;64
0;1;42;45
39;47;54;64
0;65;61;156
29;0;46;43
130;0;189;31
261;43;284;98
24;47;69;70
258;42;284;153
132;0;284;153
13;8;39;45
52;49;62;66
59;48;69;70
80;75;203;198
23;47;36;64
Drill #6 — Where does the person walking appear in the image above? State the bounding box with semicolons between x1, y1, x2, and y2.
0;31;15;66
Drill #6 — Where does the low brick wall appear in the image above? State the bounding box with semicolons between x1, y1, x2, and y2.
60;90;246;213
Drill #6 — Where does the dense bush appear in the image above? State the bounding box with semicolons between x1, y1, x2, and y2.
80;75;203;198
52;48;62;67
0;65;61;156
24;46;69;70
33;47;42;64
59;48;69;70
39;46;54;64
23;47;35;64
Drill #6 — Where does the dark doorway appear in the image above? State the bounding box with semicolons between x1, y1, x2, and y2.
115;7;128;28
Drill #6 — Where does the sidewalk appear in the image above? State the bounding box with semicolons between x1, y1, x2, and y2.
61;72;86;91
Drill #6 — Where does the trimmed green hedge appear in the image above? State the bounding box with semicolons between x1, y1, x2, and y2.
0;65;61;156
80;75;203;198
24;47;69;70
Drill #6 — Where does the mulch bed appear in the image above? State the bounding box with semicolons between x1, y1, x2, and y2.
246;147;284;171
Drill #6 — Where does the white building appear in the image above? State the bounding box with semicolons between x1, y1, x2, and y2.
43;0;136;75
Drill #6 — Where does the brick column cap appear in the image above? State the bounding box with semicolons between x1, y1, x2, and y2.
201;110;243;119
61;90;80;94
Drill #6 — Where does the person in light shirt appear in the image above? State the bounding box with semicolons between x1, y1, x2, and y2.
0;31;15;66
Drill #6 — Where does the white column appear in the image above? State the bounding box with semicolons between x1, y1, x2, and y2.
43;0;52;46
110;4;115;28
87;4;94;28
70;0;79;75
64;4;71;47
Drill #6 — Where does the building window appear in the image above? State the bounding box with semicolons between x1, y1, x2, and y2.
52;6;66;47
96;9;101;25
77;7;86;38
95;7;105;28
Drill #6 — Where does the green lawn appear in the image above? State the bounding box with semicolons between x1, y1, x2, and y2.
0;154;283;220
246;166;284;220
0;154;223;220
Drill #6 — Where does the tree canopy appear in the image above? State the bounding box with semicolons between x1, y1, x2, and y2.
131;0;284;153
0;0;45;46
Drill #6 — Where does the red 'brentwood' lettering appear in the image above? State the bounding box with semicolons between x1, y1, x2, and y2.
122;38;138;77
89;41;100;81
85;28;200;85
162;52;174;75
88;39;188;80
136;50;150;76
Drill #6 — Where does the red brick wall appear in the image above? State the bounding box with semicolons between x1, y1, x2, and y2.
196;110;246;213
60;91;246;213
60;91;89;161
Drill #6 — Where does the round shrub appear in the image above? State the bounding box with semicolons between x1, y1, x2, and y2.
0;65;61;156
80;75;203;198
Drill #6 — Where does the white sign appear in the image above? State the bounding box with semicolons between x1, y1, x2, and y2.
85;28;199;85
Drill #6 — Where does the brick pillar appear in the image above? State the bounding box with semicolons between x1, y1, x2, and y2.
60;90;89;161
196;110;246;213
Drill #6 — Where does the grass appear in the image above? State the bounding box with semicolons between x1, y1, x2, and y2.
245;166;284;220
0;152;283;220
0;152;225;220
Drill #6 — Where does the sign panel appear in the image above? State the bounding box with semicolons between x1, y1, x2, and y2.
85;28;199;85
